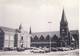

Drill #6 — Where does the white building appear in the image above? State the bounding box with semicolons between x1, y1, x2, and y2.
0;25;30;50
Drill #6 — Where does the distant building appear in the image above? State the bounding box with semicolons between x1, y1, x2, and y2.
0;25;30;50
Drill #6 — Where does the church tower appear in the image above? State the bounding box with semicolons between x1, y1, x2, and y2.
60;9;70;47
18;24;25;48
29;26;32;47
19;24;23;33
29;26;32;34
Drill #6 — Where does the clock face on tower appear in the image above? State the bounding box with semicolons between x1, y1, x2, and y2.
61;28;67;35
61;29;65;33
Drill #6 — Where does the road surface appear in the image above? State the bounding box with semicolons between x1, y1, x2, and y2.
0;49;79;56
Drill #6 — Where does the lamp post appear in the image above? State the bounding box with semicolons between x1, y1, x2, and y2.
48;21;52;52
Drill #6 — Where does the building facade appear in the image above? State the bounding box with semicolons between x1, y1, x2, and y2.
60;10;71;47
0;25;30;50
30;10;79;49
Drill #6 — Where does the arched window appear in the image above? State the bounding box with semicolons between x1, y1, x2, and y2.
40;35;44;40
21;43;23;48
14;34;18;47
46;35;50;42
72;34;78;41
34;35;38;42
51;34;58;42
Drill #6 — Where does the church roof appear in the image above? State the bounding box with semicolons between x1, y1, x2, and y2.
60;9;68;24
31;30;78;39
70;30;79;35
31;31;60;38
0;26;28;34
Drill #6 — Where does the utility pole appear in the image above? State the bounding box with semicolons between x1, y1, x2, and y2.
48;20;52;52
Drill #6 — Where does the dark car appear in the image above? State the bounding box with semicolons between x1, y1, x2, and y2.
58;48;63;51
3;47;13;51
17;48;25;51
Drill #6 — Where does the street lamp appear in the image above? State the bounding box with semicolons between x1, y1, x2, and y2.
48;21;52;52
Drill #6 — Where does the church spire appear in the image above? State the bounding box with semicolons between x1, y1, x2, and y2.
18;24;23;33
19;24;22;30
60;9;68;25
29;26;32;34
60;9;70;47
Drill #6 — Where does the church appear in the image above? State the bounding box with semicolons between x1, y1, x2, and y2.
0;9;79;50
30;10;79;49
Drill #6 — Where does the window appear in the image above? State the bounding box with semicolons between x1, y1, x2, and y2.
34;35;38;40
14;34;18;47
10;35;14;40
40;35;44;40
33;35;38;42
21;43;23;48
46;35;50;40
46;35;50;42
52;35;58;42
20;36;24;48
21;36;23;40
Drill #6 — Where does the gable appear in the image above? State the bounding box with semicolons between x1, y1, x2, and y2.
31;31;60;38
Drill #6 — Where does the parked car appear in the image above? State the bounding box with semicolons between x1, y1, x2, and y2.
17;48;25;51
57;47;71;51
24;49;31;54
44;48;50;53
51;48;58;51
31;48;45;53
3;47;13;51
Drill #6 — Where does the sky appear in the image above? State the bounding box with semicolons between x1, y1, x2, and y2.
0;0;79;32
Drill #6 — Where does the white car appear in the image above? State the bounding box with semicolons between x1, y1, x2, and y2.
24;50;31;54
58;47;71;51
31;48;45;53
